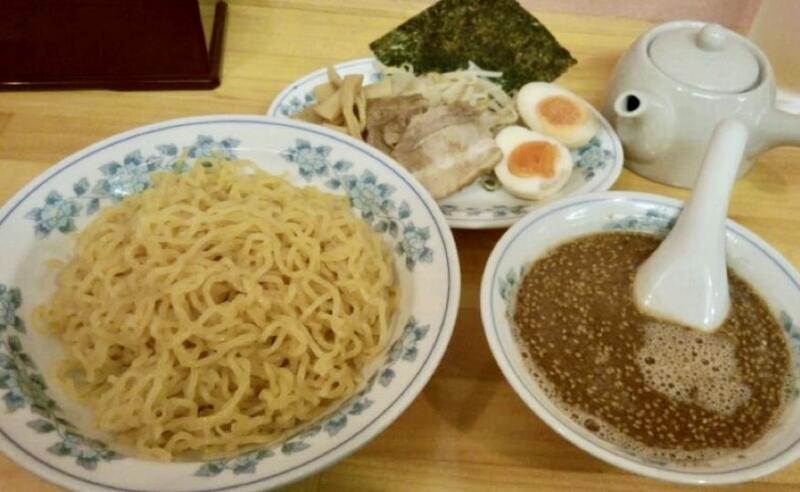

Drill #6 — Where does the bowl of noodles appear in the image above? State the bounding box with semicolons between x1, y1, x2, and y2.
0;115;460;491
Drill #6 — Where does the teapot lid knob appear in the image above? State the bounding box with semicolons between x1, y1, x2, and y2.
697;24;726;51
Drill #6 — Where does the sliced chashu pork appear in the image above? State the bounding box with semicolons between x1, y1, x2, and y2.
389;102;502;199
365;95;429;154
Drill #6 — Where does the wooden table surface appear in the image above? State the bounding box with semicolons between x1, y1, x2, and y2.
2;1;800;490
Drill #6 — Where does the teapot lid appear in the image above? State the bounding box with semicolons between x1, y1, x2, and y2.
649;23;760;93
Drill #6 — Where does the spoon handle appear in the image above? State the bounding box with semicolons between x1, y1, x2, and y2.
634;118;748;331
677;118;748;245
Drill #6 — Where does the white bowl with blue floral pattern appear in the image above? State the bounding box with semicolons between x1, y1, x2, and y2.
0;115;461;491
267;58;624;229
481;191;800;484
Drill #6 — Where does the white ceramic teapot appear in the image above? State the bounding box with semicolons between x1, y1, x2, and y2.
604;20;800;187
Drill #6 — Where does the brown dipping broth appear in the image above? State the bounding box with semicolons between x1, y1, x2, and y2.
513;231;794;464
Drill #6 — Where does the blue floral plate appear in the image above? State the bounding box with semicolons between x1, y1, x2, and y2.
267;58;624;229
0;116;461;491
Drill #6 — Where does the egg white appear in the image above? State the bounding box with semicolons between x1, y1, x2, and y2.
516;82;599;148
494;126;574;200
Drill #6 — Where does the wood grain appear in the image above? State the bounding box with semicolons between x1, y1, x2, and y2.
1;1;799;490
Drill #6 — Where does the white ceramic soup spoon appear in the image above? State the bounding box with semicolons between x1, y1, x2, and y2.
634;118;748;332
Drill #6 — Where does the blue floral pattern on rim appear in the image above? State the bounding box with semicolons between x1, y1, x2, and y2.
779;312;800;399
498;266;525;303
278;92;316;117
441;204;528;218
281;139;433;270
195;317;430;477
0;284;121;470
276;70;382;118
25;136;241;237
571;136;611;180
603;208;677;236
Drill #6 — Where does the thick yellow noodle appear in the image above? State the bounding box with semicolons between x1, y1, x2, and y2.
35;161;398;460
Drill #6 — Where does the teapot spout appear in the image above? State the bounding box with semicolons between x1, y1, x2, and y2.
613;90;674;163
614;91;647;118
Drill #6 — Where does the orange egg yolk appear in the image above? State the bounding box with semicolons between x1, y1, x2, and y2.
508;141;558;178
536;95;582;126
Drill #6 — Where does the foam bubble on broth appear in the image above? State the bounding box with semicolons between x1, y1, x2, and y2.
516;335;741;465
637;322;751;416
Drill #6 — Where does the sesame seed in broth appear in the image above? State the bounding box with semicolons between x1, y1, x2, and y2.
513;231;793;464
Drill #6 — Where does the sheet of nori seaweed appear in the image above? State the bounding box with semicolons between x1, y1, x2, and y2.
369;0;576;93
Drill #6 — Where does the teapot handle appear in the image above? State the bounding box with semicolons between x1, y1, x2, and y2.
757;105;800;152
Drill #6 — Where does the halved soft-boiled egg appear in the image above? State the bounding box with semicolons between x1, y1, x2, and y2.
494;126;573;200
516;82;599;148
